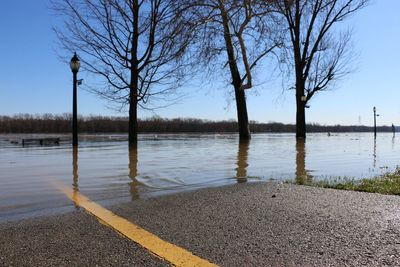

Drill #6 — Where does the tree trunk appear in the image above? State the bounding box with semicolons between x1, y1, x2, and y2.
295;51;306;138
128;93;138;147
129;0;139;148
128;69;138;147
234;82;251;139
296;95;306;139
219;1;251;140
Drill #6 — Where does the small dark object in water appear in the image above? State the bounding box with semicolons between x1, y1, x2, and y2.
271;194;276;198
22;138;60;147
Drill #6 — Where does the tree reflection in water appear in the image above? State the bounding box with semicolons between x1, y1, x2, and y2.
236;140;250;183
295;139;312;184
129;146;142;200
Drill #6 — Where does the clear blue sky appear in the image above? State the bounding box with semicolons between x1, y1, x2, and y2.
0;0;399;126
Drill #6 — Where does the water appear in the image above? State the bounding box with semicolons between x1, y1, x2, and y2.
0;133;398;221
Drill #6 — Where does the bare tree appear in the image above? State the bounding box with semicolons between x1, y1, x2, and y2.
178;0;280;140
273;0;369;138
52;0;189;146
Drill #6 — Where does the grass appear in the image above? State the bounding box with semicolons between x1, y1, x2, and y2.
296;168;400;196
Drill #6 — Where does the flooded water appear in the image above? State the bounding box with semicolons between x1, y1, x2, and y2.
0;133;399;221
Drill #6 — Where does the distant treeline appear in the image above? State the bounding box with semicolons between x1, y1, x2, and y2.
0;114;394;134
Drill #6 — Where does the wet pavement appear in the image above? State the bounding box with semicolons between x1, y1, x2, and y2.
0;210;168;266
1;182;400;266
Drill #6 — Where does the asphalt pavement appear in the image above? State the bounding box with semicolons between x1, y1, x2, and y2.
0;210;168;266
1;182;400;266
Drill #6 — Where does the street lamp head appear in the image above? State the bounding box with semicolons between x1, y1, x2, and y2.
70;53;80;73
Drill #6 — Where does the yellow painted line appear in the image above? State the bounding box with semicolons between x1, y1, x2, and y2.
50;180;217;267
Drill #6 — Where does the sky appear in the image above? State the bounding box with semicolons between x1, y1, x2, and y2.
0;0;399;126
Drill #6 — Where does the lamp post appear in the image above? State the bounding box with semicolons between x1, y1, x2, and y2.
373;106;379;139
70;53;80;147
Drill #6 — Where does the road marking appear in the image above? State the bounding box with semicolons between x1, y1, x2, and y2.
50;180;217;267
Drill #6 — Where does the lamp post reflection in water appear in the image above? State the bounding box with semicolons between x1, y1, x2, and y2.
295;139;312;184
129;146;141;200
236;140;250;183
72;146;79;209
373;138;377;168
392;134;395;150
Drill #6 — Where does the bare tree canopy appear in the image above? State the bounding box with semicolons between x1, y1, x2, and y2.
273;0;369;138
178;0;281;140
52;0;190;146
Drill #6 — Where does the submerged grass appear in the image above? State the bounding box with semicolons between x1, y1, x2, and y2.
296;168;400;196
